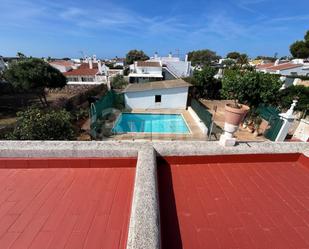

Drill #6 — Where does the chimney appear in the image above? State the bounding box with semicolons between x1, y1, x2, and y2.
274;59;280;66
154;52;158;59
168;52;172;58
93;55;97;63
89;57;93;69
98;60;102;74
185;54;188;62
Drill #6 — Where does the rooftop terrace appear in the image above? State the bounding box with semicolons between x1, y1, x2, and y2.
0;141;308;249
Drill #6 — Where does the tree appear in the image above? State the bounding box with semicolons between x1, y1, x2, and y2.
111;74;127;89
188;49;221;66
16;52;26;58
238;53;249;66
8;107;75;140
290;30;309;58
255;56;277;62
290;41;309;58
226;52;241;60
278;85;309;113
191;66;221;99
221;70;282;110
126;50;149;65
226;52;248;66
4;58;67;106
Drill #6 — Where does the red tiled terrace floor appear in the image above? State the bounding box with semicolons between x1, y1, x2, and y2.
158;154;309;249
0;158;136;249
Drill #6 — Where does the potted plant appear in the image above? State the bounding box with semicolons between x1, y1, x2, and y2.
225;98;250;127
225;92;250;128
219;91;249;146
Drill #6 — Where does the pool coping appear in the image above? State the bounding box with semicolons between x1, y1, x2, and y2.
112;112;192;135
0;141;308;249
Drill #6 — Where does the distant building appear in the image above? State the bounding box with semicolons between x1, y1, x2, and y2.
128;61;163;83
123;79;191;109
256;60;309;76
266;63;305;76
113;58;125;68
63;59;109;85
148;52;192;79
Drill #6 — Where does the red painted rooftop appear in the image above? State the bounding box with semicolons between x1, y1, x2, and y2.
0;158;136;249
159;153;309;249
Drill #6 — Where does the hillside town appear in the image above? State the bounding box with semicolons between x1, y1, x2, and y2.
0;2;309;247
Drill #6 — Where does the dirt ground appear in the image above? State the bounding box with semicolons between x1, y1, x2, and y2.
200;99;266;141
0;85;103;138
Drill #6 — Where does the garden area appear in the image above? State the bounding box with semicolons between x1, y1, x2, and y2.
185;63;309;141
0;58;107;140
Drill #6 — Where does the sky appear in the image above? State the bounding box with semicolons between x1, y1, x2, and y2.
0;0;309;59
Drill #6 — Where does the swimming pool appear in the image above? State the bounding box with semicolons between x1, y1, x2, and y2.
112;113;190;134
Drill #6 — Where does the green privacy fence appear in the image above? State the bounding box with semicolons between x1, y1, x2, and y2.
191;99;213;133
90;90;124;138
256;104;283;141
256;105;280;120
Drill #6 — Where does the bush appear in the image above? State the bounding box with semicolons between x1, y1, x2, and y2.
8;107;75;140
111;75;127;89
278;85;309;112
191;66;221;99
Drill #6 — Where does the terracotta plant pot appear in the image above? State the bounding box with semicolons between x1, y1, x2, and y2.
224;103;250;126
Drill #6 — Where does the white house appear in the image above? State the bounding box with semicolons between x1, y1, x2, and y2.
64;60;109;85
266;63;306;76
128;61;163;83
123;79;191;110
256;60;309;76
148;52;192;78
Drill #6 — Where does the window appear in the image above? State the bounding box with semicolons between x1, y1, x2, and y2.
155;95;161;103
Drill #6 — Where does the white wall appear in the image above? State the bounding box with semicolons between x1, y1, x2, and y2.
135;66;162;75
277;67;309;76
125;87;189;109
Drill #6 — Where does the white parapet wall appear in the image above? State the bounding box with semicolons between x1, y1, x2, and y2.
188;107;208;135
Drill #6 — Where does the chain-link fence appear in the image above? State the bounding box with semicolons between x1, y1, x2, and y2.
90;90;124;138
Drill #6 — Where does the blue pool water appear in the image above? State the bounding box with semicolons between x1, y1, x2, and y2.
112;113;190;134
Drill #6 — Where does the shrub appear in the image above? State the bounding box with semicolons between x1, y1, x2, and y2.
278;85;309;113
191;66;221;99
8;107;75;140
111;75;127;89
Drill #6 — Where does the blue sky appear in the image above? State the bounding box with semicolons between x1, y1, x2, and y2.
0;0;309;59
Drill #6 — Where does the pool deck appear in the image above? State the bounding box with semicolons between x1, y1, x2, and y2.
105;109;206;141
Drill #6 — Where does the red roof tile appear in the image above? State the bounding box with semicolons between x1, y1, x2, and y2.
255;63;274;69
136;61;161;67
267;63;303;71
63;63;101;76
79;63;99;69
49;60;74;67
159;153;309;249
64;68;99;76
0;158;136;249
